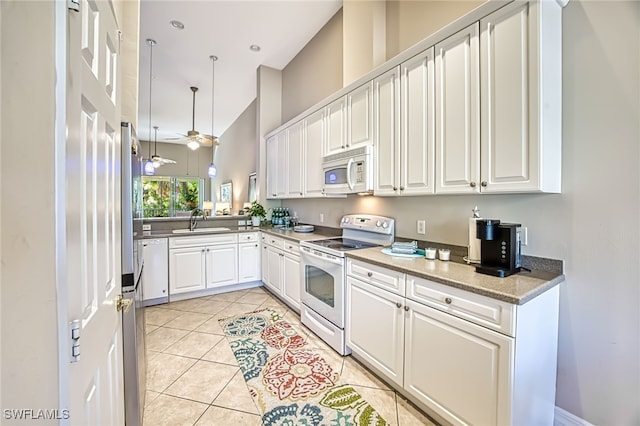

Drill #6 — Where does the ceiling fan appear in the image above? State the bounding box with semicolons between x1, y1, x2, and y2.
167;86;219;150
151;126;176;167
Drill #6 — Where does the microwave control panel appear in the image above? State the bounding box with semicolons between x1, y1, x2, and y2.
354;161;364;183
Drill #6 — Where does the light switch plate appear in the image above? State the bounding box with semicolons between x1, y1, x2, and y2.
142;224;151;231
417;220;426;235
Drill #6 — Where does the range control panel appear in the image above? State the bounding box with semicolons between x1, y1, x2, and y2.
340;214;395;235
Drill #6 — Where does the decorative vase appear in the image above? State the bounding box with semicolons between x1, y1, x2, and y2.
251;216;261;227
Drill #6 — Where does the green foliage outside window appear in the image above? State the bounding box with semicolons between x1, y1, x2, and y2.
143;176;203;217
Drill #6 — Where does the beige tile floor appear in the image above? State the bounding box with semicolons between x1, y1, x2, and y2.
143;286;437;426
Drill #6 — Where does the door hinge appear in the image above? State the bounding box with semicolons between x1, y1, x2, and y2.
69;319;81;362
68;0;80;12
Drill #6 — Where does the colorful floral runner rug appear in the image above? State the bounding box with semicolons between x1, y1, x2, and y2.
218;308;389;426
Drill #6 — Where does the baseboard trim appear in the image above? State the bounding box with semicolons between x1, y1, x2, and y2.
555;407;594;426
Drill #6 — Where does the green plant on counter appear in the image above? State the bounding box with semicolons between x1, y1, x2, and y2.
246;200;267;219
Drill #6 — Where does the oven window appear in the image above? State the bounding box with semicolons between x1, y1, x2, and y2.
305;265;335;308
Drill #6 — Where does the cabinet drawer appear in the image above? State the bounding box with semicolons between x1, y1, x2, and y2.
265;235;285;250
407;275;515;336
283;240;300;255
347;259;405;296
169;233;238;248
238;232;259;243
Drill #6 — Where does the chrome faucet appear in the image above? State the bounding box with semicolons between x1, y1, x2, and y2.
189;208;207;231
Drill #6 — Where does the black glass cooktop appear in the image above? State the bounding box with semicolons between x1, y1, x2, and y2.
306;237;378;252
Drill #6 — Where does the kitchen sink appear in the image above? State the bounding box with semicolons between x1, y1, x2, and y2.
171;227;230;234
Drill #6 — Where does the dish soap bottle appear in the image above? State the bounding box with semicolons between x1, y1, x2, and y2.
467;206;482;264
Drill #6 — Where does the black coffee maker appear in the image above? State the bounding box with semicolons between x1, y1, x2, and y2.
475;220;522;277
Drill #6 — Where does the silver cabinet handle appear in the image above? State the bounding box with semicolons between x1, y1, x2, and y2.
393;186;398;191
400;186;405;191
367;272;373;277
255;244;258;247
470;182;477;188
396;302;402;308
481;181;488;187
445;297;452;304
404;306;409;311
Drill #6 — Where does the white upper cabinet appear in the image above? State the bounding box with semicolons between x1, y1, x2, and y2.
400;47;436;195
373;67;401;196
479;1;562;193
275;131;288;198
286;120;304;198
304;109;325;197
347;82;374;150
266;135;279;199
325;97;346;156
435;23;480;194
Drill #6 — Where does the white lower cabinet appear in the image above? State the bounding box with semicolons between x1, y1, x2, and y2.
346;276;404;387
346;258;559;426
266;245;283;294
403;299;513;425
238;232;261;283
169;234;238;296
281;241;301;310
261;234;302;310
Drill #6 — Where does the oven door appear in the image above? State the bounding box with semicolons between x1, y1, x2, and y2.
300;247;345;328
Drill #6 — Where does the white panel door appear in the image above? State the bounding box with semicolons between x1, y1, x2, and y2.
404;300;513;426
435;23;480;194
275;131;288;198
261;243;269;284
66;0;125;423
287;120;304;198
169;247;206;294
304;110;325;197
325;97;346;156
373;67;400;196
238;242;261;283
480;2;539;193
400;48;436;195
346;277;405;387
347;81;373;149
205;244;239;288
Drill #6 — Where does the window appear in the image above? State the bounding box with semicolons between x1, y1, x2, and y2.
143;176;204;218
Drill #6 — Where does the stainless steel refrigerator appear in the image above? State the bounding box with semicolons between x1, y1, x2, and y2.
121;122;146;425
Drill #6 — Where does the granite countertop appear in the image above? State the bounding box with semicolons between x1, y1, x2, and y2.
260;228;332;242
346;247;564;305
143;226;333;241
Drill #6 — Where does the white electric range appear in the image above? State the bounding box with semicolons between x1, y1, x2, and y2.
299;214;395;355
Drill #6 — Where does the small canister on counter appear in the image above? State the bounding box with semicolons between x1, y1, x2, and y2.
425;247;437;260
439;248;451;261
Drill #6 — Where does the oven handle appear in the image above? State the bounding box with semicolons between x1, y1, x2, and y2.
301;247;343;265
346;158;354;190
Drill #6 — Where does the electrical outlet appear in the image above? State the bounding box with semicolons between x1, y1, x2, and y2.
522;227;528;246
417;220;426;235
319;213;324;223
237;220;246;226
142;224;151;231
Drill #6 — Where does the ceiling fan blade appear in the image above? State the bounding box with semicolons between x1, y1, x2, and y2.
151;155;176;165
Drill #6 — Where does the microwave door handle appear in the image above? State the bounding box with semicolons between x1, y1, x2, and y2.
346;158;355;190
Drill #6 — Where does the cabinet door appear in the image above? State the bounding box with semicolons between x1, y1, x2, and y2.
346;277;405;387
275;131;288;198
347;82;373;150
404;299;513;426
238;242;260;283
261;243;269;284
266;247;283;294
480;1;561;193
169;247;206;294
400;48;436;195
435;23;480;194
287;120;304;198
205;245;238;288
282;253;301;310
304;109;325;197
373;67;401;196
142;239;168;303
325;97;346;156
266;136;278;199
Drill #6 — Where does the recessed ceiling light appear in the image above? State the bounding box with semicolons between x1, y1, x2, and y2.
249;44;261;52
170;20;184;30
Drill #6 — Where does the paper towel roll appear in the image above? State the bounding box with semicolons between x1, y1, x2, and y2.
468;217;482;263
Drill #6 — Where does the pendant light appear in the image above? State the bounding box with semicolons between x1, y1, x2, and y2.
144;38;157;175
151;125;176;167
208;55;218;178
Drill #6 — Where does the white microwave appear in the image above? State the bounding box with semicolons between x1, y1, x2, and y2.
322;145;373;195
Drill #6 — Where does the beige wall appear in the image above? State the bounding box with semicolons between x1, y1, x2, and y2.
120;1;140;127
281;1;640;423
343;1;387;85
386;0;484;59
140;140;213;202
212;100;257;213
2;0;63;415
281;9;344;123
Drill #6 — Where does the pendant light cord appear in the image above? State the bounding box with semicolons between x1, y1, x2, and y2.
147;38;156;157
211;55;216;163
